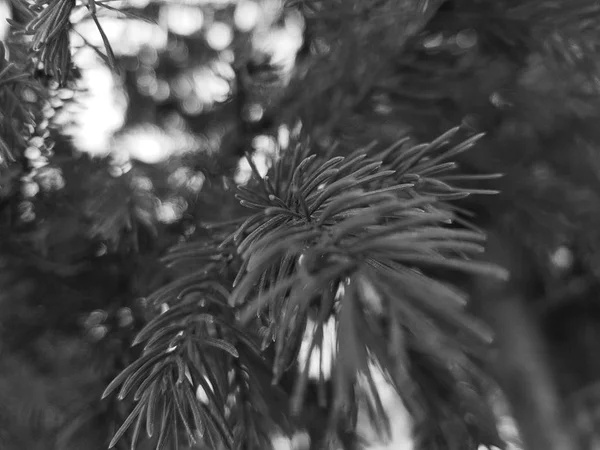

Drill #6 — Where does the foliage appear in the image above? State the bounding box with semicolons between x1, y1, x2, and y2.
2;0;600;450
97;130;507;449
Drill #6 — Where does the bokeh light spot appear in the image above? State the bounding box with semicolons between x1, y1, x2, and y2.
162;5;204;36
206;22;233;51
234;0;260;32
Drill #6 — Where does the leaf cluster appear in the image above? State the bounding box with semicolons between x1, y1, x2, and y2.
104;128;507;449
9;0;117;83
0;41;45;166
9;0;600;448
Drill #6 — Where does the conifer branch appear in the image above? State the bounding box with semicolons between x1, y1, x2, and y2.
104;131;507;449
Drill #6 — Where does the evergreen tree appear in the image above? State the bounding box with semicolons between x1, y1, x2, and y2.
1;1;599;450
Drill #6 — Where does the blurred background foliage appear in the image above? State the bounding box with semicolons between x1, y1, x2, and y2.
1;0;600;449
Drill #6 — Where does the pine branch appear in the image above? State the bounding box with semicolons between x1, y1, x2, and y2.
105;130;507;450
11;0;600;448
0;42;44;166
14;0;119;83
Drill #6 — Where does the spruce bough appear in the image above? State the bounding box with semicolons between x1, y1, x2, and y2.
2;0;600;449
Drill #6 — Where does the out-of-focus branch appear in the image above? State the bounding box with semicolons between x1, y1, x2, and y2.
474;230;579;450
